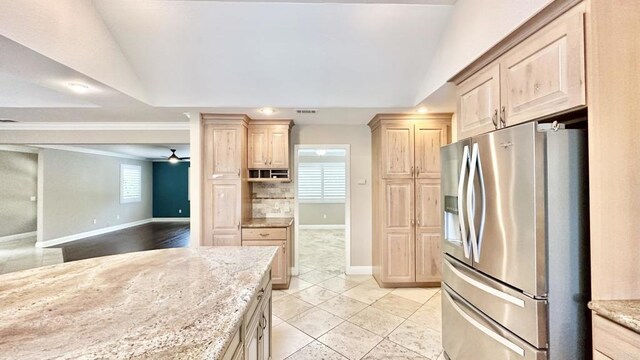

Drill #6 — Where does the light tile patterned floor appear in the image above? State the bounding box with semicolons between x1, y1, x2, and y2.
274;229;444;360
272;276;444;360
0;236;63;275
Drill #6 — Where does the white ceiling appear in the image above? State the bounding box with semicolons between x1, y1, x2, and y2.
55;144;191;160
0;0;459;125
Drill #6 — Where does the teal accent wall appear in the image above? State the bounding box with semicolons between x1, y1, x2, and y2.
152;162;190;218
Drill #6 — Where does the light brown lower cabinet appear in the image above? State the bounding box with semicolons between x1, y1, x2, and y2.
221;272;272;360
242;225;292;290
593;314;640;359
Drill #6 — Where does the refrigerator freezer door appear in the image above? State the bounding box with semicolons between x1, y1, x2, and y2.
470;122;546;297
440;140;472;266
443;255;548;348
442;285;547;360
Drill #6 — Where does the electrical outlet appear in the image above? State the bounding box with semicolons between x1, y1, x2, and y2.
93;219;97;225
323;214;327;219
30;196;37;202
275;202;280;210
178;209;182;214
284;204;291;213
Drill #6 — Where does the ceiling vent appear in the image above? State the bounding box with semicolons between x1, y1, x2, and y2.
296;109;318;115
0;119;17;123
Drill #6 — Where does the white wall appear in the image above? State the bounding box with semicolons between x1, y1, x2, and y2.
292;125;371;267
38;148;152;242
416;0;552;104
0;149;38;238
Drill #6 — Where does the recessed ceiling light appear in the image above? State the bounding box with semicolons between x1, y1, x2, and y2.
416;106;429;114
259;107;276;115
68;82;90;94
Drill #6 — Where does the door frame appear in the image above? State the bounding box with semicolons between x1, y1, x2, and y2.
293;144;351;276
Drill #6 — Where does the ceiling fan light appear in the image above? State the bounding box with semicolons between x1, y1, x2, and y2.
168;149;180;164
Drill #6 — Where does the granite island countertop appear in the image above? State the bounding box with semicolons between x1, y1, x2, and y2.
589;300;640;334
242;217;294;228
0;246;278;360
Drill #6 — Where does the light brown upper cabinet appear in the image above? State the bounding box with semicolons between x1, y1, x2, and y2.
415;121;448;179
267;126;289;169
247;120;294;181
204;124;244;180
370;113;451;287
381;121;415;178
500;8;585;126
248;127;269;169
453;5;586;139
457;64;501;140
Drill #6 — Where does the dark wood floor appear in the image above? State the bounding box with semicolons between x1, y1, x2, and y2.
55;222;190;262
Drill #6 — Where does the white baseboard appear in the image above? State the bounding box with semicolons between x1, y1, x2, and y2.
36;219;153;248
152;217;191;223
298;224;345;230
0;231;37;243
346;266;373;275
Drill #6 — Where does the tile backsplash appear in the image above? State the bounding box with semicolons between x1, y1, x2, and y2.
251;182;295;218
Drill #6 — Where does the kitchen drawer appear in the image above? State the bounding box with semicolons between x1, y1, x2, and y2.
242;228;287;240
593;314;640;359
442;285;546;360
244;272;272;330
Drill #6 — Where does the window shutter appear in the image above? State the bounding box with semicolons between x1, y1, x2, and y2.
298;162;345;203
120;164;142;203
323;162;346;200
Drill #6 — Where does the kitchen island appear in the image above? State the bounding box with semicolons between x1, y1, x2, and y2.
0;246;277;360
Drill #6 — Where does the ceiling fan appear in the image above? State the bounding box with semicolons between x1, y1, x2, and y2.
167;149;190;164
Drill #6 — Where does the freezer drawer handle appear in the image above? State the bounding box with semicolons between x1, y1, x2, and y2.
446;290;525;357
458;145;472;259
446;259;525;308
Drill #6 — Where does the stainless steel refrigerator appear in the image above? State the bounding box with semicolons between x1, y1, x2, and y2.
440;121;590;360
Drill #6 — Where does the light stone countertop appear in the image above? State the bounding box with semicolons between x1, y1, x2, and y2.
242;217;294;228
0;246;277;360
589;300;640;334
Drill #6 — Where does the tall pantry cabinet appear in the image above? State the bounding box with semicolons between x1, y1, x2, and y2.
369;113;452;288
202;114;252;246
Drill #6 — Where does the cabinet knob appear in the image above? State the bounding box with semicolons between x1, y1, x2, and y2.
264;159;268;165
411;219;415;226
282;242;286;252
269;160;272;165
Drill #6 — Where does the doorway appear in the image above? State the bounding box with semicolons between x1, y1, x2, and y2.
294;145;350;276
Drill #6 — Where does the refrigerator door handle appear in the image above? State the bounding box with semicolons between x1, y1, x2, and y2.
458;145;472;259
467;142;486;263
444;288;526;357
475;143;487;262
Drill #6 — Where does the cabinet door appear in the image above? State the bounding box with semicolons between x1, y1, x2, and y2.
415;122;448;179
500;8;585;126
415;179;442;282
248;127;269;169
205;181;241;246
382;180;415;283
204;125;242;179
381;122;415;178
260;300;271;360
243;240;287;285
246;320;260;360
457;63;500;139
268;127;289;169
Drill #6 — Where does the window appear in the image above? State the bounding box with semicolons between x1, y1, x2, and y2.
120;164;142;203
298;162;345;203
